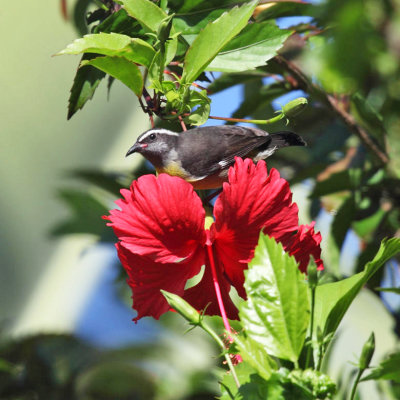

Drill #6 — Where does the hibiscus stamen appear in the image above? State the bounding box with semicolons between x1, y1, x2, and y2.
205;240;232;335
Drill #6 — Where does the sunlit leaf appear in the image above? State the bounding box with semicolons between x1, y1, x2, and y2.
182;0;258;84
58;33;155;67
314;238;400;338
239;234;310;362
81;56;143;96
119;0;167;32
208;22;292;73
233;334;275;381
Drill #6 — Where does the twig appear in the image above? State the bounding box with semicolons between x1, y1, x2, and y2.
274;55;389;165
178;115;187;131
209;114;284;125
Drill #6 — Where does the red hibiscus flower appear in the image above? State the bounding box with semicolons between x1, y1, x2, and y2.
104;158;323;322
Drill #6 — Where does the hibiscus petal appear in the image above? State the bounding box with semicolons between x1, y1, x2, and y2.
105;174;206;263
183;245;239;320
213;158;299;297
284;222;324;273
117;243;204;321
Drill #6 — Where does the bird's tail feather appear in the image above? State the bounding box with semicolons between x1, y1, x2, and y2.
270;131;307;148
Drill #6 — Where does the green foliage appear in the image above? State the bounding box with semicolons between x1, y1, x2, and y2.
67;54;106;119
206;22;292;73
232;334;275;381
50;189;112;239
240;234;310;363
314;238;400;338
182;0;258;83
119;0;168;32
55;1;400;399
81;56;144;96
58;33;156;67
362;352;400;383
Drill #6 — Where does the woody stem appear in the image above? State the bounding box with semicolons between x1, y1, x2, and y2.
206;244;232;335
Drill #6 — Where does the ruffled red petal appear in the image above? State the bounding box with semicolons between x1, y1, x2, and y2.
213;158;299;297
117;243;204;321
284;222;324;273
183;245;239;320
106;174;206;264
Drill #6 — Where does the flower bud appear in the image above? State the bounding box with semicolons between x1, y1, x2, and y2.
307;262;318;289
359;332;375;370
282;97;308;118
157;14;175;44
161;290;201;324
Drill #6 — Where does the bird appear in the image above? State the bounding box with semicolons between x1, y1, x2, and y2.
126;125;306;190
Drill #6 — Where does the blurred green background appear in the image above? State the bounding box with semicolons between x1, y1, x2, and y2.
1;1;400;399
0;2;148;329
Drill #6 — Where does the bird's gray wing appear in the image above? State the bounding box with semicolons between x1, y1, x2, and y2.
179;126;270;178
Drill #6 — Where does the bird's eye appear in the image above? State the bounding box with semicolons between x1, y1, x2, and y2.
149;133;156;140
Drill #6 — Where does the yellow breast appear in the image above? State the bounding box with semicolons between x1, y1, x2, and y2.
156;161;188;179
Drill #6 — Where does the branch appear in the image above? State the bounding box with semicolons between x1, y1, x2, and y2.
275;56;389;165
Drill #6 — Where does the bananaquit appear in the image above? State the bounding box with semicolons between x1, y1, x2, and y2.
126;125;306;190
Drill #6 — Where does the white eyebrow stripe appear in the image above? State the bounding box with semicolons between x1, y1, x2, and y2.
139;129;179;142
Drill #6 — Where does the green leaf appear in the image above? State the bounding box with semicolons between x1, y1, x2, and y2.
58;33;156;68
314;238;400;338
352;208;386;239
69;169;130;196
239;234;310;363
233;334;275;381
351;92;386;147
207;22;292;73
375;287;400;294
219;363;285;400
331;196;355;250
81;56;143;96
182;0;258;84
72;0;92;36
219;363;257;400
361;352;400;383
51;190;110;238
93;8;144;37
309;170;353;198
183;89;211;126
148;50;164;91
118;0;167;32
173;9;227;35
67;54;106;120
169;0;244;14
165;35;178;65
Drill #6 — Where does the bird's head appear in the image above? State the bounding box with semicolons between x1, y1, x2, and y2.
126;128;179;167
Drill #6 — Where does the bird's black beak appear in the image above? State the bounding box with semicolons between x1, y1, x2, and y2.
126;142;141;157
